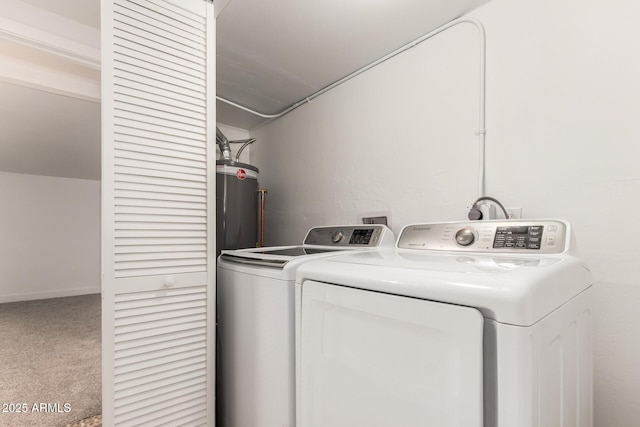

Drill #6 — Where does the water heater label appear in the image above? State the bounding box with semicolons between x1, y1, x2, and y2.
236;168;246;180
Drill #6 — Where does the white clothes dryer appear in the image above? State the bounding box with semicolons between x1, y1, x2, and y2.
295;220;593;427
217;224;395;427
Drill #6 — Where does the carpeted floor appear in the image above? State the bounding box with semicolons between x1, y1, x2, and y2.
62;414;102;427
0;294;102;427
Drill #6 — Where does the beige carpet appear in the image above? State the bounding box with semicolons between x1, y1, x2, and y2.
63;414;102;427
0;294;101;427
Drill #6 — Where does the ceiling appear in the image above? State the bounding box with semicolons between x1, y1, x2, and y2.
1;0;491;180
216;0;491;129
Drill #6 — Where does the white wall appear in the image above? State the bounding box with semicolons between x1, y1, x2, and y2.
249;0;640;424
252;22;481;239
0;171;100;302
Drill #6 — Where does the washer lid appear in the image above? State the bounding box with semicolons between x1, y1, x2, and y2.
296;249;592;326
217;224;395;274
218;244;369;281
220;245;346;268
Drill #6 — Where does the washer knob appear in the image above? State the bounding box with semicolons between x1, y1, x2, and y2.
331;230;344;243
455;228;476;247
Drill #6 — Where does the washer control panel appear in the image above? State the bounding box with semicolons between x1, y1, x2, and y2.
304;225;391;247
398;220;568;253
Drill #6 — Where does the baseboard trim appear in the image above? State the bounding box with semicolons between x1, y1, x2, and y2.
0;287;100;304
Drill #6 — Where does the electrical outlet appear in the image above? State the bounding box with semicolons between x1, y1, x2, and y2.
506;207;522;219
358;211;392;226
362;216;388;225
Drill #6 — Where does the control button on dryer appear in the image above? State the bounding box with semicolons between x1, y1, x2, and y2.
546;236;556;246
455;228;476;246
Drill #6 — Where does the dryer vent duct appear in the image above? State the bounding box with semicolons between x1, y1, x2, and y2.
216;126;256;163
216;126;232;161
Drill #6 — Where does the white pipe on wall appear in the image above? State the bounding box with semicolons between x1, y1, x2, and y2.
217;18;488;197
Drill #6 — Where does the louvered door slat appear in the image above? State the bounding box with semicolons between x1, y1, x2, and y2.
116;93;205;122
115;212;206;223
115;392;206;426
115;230;205;239
114;6;205;47
115;86;206;118
116;170;205;187
115;159;206;178
139;0;205;28
116;197;206;209
116;245;206;255
114;98;206;125
115;204;206;215
114;58;205;94
115;297;206;314
116;77;206;110
116;253;207;265
157;411;207;427
117;383;207;416
115;348;206;377
115;2;204;42
113;43;205;78
114;18;204;56
115;171;205;187
116;195;205;206
114;45;206;82
118;372;206;406
115;155;206;176
115;128;206;150
115;108;206;135
115;28;203;66
115;352;207;380
115;140;206;162
116;235;206;244
116;181;206;196
116;220;207;229
115;93;205;122
115;266;207;279
117;341;206;368
116;361;205;391
115;360;206;390
114;75;205;109
116;333;205;358
116;290;205;306
117;399;207;427
115;116;205;141
103;0;214;424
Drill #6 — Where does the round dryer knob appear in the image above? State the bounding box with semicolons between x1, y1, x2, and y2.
455;227;476;247
331;230;344;243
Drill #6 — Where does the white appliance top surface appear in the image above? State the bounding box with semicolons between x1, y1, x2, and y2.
296;249;592;326
217;224;395;279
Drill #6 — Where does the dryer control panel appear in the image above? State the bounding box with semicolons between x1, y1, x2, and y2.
398;220;568;254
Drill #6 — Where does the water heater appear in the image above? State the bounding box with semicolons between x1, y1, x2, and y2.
216;159;259;256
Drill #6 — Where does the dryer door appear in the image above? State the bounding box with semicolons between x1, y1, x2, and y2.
298;280;484;427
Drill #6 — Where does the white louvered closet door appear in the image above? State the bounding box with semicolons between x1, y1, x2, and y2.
101;0;216;425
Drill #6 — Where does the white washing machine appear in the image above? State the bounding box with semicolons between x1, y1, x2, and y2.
217;224;395;427
295;220;593;427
